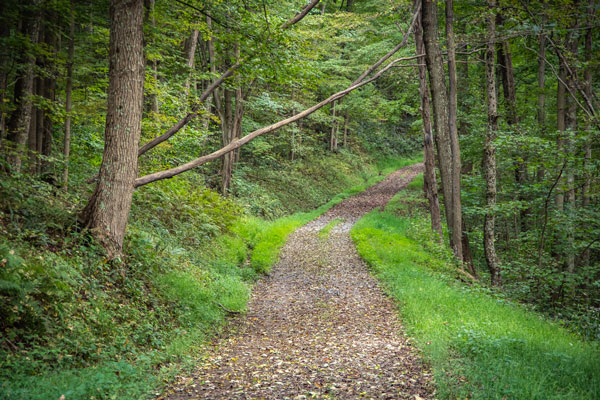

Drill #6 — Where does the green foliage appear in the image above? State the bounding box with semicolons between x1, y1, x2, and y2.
351;180;600;399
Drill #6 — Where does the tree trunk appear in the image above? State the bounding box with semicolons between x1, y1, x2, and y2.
415;3;443;240
6;1;42;172
422;0;456;254
445;0;463;260
27;79;38;169
555;53;567;211
343;111;349;147
582;0;594;265
484;0;501;285
565;35;578;273
496;14;528;232
330;100;338;152
80;0;145;257
63;0;74;190
41;15;58;176
183;28;199;97
144;0;159;116
536;8;547;192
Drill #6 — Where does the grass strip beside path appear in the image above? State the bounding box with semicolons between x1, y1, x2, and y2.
351;174;600;399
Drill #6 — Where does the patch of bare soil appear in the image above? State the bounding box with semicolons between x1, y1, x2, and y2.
161;163;433;400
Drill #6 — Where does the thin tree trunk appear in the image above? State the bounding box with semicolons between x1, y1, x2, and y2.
582;0;595;265
80;0;144;257
41;15;58;176
422;0;456;254
343;111;349;147
63;0;74;190
415;2;443;240
144;0;159;116
484;0;501;285
330;100;338;151
27;79;38;169
445;0;463;260
555;51;567;211
536;9;547;186
6;1;42;172
183;28;199;97
565;35;578;273
496;15;528;232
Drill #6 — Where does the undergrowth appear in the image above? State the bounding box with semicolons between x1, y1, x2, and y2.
0;153;417;399
351;173;600;399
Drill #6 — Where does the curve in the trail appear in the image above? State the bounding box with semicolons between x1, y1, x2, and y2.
162;163;433;400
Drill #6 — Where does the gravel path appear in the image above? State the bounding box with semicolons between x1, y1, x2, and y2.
161;163;433;400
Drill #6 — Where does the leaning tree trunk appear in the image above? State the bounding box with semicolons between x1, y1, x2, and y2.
421;0;457;255
415;3;443;240
484;0;501;285
80;0;145;257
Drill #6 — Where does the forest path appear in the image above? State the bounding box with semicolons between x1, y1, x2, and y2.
161;163;433;400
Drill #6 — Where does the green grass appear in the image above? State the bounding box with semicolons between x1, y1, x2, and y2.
351;175;600;399
319;218;343;239
0;155;422;399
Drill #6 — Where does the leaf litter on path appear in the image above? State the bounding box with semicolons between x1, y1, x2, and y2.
160;163;434;400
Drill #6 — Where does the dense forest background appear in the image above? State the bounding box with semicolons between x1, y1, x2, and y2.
0;0;598;398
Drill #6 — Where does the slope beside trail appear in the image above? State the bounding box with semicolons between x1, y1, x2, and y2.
161;163;433;400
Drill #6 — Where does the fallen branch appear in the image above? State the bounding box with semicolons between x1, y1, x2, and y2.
218;303;242;314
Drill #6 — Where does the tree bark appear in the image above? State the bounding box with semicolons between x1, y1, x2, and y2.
496;14;528;232
63;0;75;190
183;28;199;97
6;1;42;172
582;1;594;272
144;0;159;116
484;0;501;285
330;100;338;152
80;0;145;257
445;0;463;260
343;111;349;147
415;2;443;240
41;14;58;176
555;54;567;211
422;0;456;254
536;8;547;184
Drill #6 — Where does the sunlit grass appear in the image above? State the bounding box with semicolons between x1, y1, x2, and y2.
351;175;600;399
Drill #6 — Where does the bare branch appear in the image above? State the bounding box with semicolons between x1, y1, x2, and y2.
351;2;420;86
134;55;421;187
281;0;321;29
138;0;322;157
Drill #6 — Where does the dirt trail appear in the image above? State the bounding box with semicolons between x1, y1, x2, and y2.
162;163;433;399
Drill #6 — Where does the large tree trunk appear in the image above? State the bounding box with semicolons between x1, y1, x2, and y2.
445;0;463;260
80;0;145;257
484;0;501;285
6;1;42;172
422;0;457;255
63;0;75;190
415;3;443;240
